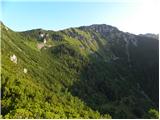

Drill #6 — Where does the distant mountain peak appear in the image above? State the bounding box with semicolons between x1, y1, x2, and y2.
79;24;119;33
139;33;159;39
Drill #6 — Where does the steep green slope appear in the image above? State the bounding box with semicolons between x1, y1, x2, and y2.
1;22;159;119
1;23;111;118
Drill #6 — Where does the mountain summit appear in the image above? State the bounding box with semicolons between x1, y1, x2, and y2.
1;22;159;119
79;24;119;32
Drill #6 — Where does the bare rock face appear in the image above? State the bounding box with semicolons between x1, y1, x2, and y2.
40;33;44;38
43;39;47;43
65;30;85;41
38;32;49;43
5;26;8;31
10;54;17;64
80;24;119;38
23;68;27;73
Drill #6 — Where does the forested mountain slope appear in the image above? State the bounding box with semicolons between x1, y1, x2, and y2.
1;22;159;119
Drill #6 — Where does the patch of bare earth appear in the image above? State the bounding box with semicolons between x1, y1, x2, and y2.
37;43;45;49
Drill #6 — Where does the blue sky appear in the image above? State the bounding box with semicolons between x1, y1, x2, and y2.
1;0;159;34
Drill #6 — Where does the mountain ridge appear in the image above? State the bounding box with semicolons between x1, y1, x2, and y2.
1;22;159;119
1;21;158;36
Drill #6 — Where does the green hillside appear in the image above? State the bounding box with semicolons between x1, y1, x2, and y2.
1;22;159;119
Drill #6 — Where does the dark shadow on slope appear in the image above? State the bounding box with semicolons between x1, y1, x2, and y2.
68;36;159;118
